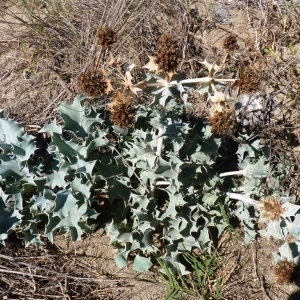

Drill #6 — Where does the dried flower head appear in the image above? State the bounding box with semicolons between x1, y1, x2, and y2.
154;34;181;72
97;26;116;47
209;108;236;135
259;196;286;221
275;259;297;284
108;91;136;128
237;63;262;94
223;35;239;52
76;69;108;97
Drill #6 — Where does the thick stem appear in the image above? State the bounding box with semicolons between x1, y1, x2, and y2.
156;125;165;157
151;180;170;190
152;104;168;192
155;181;170;186
155;106;166;157
211;82;217;93
177;77;236;85
175;77;211;84
220;170;245;177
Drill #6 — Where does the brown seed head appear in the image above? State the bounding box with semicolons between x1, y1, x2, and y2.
97;26;116;47
108;92;136;128
259;196;285;221
209;108;236;135
275;259;297;284
154;34;181;72
77;69;108;97
237;63;261;94
223;35;239;52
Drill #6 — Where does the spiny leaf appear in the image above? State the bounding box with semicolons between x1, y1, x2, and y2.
0;159;27;180
70;177;91;199
0;113;28;145
35;195;55;212
13;139;36;163
239;156;269;178
274;242;300;265
107;178;131;203
286;214;300;237
46;202;96;242
133;255;153;272
50;133;78;161
52;190;77;219
46;170;67;189
127;143;157;169
39;119;62;135
115;252;129;268
57;96;93;138
0;204;22;243
260;220;287;240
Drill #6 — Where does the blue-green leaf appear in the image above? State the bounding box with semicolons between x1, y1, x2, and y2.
57;96;97;138
133;255;152;272
47;170;67;189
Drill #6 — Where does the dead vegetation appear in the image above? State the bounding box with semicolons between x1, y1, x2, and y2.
0;231;164;299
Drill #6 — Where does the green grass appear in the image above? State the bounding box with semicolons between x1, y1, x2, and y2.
157;250;224;300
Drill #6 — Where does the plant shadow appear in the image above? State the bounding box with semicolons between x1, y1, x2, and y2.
289;291;300;300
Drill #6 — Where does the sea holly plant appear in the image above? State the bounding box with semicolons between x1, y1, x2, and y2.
0;110;35;242
0;64;232;274
104;95;227;273
0;33;300;278
273;241;300;284
0;99;103;246
103;57;239;273
219;134;300;239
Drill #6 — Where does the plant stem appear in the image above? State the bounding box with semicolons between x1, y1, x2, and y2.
152;102;169;191
154;181;170;186
220;170;245;177
156;125;165;157
176;78;236;85
227;193;259;206
156;107;166;157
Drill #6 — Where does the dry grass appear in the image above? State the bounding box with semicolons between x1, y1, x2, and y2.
0;231;164;299
0;234;124;299
0;0;205;126
0;0;161;124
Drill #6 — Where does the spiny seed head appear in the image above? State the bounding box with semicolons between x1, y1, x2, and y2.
154;34;181;72
238;63;261;94
259;196;285;221
275;259;297;284
108;91;136;128
97;26;116;47
223;35;239;52
76;69;108;97
209;108;236;135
